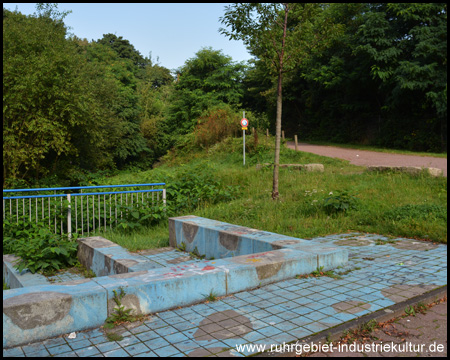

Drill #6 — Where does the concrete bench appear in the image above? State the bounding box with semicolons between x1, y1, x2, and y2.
3;216;347;348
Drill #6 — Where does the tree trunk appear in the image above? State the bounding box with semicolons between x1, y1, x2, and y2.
272;4;288;200
272;69;283;200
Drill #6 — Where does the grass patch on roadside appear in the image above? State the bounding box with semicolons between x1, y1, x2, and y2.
96;135;447;250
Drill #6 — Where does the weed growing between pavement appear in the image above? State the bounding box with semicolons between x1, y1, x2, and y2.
46;261;96;283
296;266;342;280
204;289;219;302
103;287;148;341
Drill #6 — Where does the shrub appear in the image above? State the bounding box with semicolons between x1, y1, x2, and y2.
194;106;241;148
323;190;359;215
3;217;78;274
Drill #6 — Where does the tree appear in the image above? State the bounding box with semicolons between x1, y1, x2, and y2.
166;47;246;139
3;7;94;184
356;3;447;151
97;33;149;69
220;3;340;199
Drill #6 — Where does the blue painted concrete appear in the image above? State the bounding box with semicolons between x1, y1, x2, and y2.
2;231;439;358
3;216;348;348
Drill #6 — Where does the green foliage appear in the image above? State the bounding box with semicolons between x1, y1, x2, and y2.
193;105;241;149
104;287;141;329
3;8;88;182
3;217;78;274
384;204;447;222
166;47;246;138
204;289;219;302
97;33;148;69
105;332;123;342
279;3;447;152
297;266;342;280
115;202;166;233
404;305;416;316
164;163;241;214
323;191;359;214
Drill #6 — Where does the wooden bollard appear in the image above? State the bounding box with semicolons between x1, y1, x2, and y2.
266;129;269;137
282;130;285;140
294;135;298;151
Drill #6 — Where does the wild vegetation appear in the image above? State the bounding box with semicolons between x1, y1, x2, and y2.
3;3;446;188
2;4;447;271
97;133;446;250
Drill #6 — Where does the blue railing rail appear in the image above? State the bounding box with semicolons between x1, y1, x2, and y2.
3;183;166;237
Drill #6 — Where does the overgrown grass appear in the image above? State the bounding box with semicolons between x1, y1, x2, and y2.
92;133;447;249
95;222;170;252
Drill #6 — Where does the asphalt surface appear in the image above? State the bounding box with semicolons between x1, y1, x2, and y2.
286;142;447;177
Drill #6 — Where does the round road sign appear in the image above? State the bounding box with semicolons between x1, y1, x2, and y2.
241;118;248;127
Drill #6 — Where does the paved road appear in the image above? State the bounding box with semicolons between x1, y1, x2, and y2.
286;142;447;177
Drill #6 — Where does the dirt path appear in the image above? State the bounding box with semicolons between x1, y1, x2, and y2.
286;142;447;177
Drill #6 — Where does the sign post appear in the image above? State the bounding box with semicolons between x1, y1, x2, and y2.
241;112;248;166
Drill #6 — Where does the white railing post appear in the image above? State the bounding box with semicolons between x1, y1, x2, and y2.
67;193;72;239
163;188;167;210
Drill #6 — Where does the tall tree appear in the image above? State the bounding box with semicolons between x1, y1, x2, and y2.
220;3;340;199
166;47;246;138
3;7;93;184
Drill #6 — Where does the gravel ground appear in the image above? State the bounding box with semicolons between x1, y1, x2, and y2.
286;142;447;177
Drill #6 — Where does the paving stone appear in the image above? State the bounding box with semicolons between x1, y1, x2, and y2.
143;337;170;350
103;348;130;357
153;344;183;357
3;233;446;358
47;344;73;355
96;341;121;353
74;345;101;357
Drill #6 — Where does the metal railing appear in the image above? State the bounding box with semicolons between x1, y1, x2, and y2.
3;183;166;237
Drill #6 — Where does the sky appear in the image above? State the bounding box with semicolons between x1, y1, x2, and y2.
3;3;254;71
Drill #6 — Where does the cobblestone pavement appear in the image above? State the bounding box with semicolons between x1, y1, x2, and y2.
3;233;447;357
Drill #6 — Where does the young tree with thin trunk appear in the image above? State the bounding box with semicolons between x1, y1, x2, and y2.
220;3;340;199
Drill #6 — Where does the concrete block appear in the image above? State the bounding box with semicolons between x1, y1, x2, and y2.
93;263;228;315
256;163;324;172
3;279;107;348
3;254;50;289
366;165;443;177
77;236;154;276
426;167;443;177
225;249;317;292
289;243;349;271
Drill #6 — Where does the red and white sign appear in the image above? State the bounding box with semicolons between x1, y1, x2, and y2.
241;118;248;129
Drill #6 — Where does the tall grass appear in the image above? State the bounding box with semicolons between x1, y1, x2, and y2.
99;134;447;250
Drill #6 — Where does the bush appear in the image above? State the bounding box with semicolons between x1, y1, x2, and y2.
194;106;241;148
323;190;359;215
165;163;240;214
3;217;78;274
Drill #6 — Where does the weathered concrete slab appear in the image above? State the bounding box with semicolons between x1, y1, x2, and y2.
366;165;443;177
256;163;324;172
3;280;107;348
3;255;50;289
3;216;348;348
77;236;158;276
94;263;228;316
